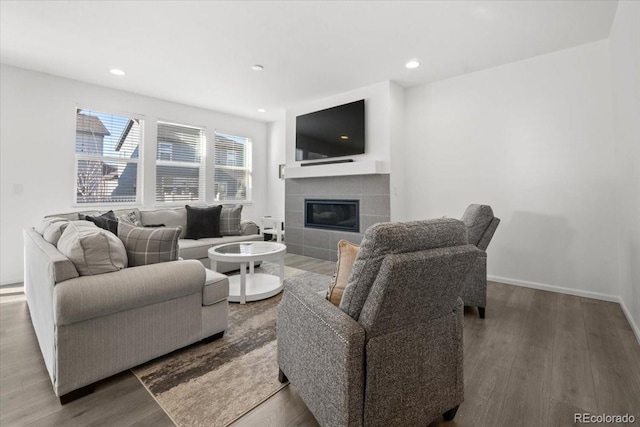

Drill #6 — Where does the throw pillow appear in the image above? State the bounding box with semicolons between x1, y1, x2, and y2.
80;211;118;235
118;210;142;226
327;240;360;306
43;220;70;246
184;205;222;239
220;205;243;236
117;222;181;267
57;221;128;276
35;217;68;235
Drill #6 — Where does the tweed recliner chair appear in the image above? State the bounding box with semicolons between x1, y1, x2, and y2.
277;219;481;426
460;204;500;319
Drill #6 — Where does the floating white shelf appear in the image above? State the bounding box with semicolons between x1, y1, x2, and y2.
285;160;388;179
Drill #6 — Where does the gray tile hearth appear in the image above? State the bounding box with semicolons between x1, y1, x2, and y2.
284;174;390;261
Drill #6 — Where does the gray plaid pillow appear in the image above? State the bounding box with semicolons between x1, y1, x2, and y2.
117;222;181;267
220;205;243;236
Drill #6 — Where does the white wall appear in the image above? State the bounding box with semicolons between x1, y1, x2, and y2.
403;40;620;298
266;119;286;218
0;64;268;285
389;82;407;221
609;0;640;339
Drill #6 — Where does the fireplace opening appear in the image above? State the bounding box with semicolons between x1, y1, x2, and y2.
305;199;360;233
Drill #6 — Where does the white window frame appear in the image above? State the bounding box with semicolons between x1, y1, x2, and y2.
155;120;206;205
73;107;144;206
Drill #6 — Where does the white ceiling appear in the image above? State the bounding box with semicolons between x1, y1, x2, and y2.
0;1;618;122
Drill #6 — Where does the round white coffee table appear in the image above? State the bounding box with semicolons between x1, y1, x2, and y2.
208;241;286;304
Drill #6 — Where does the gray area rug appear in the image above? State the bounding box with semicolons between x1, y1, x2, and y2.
132;263;331;427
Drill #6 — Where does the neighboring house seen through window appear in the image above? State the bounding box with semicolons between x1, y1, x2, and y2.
156;121;206;203
75;109;142;204
214;132;252;202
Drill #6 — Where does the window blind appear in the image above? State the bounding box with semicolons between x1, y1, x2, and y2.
214;132;252;202
156;121;206;203
75;109;141;204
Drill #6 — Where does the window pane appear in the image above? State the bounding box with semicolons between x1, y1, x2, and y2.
215;133;248;167
76;110;140;159
156;121;205;203
157;122;203;163
76;160;137;204
214;168;248;201
75;109;141;204
215;132;251;202
156;165;200;202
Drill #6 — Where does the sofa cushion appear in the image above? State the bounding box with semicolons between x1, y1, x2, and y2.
220;205;243;236
185;205;223;239
57;221;128;276
339;218;468;320
43;220;70;246
80;211;118;234
140;207;187;238
327;240;359;306
178;234;263;260
203;268;230;305
118;222;181;267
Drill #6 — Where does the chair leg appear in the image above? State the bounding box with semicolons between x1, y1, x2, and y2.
443;405;460;421
278;368;288;384
478;307;485;319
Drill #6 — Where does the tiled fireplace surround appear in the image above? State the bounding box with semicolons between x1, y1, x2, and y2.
284;174;391;261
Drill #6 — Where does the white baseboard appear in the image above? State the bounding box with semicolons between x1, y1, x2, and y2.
618;298;640;345
488;275;640;345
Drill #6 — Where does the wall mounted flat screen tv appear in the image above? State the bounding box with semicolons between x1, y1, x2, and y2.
295;99;365;161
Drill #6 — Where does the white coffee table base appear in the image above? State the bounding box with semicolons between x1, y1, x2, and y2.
227;273;283;303
209;242;287;305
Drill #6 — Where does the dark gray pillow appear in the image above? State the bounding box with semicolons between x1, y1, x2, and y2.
220;205;243;236
184;205;222;239
80;211;118;235
117;222;181;267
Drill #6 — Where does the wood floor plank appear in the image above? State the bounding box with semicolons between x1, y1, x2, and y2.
550;293;598;413
549;398;587;427
581;298;640;416
230;384;318;427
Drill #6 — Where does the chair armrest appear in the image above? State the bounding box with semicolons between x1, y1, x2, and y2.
277;279;365;427
54;260;206;326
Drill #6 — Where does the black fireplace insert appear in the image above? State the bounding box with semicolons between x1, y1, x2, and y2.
304;199;360;233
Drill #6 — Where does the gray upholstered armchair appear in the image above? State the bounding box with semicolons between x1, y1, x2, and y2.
277;219;481;426
460;204;500;318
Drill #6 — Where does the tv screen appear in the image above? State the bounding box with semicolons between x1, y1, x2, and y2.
295;99;365;161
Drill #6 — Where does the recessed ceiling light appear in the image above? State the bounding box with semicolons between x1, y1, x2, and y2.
405;60;420;69
252;64;264;71
109;68;126;76
257;108;267;113
340;135;349;140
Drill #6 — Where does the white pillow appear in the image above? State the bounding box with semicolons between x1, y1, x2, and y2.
57;221;128;276
35;217;68;235
43;221;70;246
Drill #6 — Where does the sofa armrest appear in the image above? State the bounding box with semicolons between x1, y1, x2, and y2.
240;220;259;235
54;260;206;326
277;279;365;427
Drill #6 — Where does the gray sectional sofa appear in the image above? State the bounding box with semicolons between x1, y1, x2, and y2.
24;206;260;403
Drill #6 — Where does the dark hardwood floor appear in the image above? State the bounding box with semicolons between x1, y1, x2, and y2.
1;254;639;426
